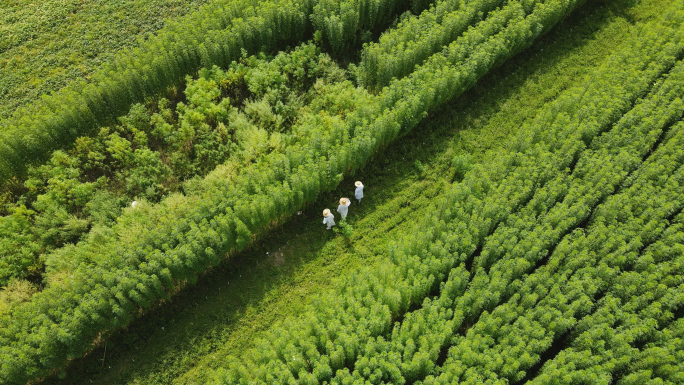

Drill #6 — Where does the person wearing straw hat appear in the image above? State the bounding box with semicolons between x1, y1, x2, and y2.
337;197;351;219
354;181;364;204
322;209;336;230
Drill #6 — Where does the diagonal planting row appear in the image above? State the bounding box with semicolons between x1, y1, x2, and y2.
209;8;684;383
326;41;684;385
613;319;684;385
310;0;434;57
610;220;684;385
358;0;509;91
529;215;684;384
421;117;684;383
0;0;590;383
337;56;684;385
0;0;430;186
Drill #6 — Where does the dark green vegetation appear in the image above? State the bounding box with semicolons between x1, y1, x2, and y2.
33;0;677;383
0;0;430;189
0;44;352;286
0;0;208;120
1;0;681;383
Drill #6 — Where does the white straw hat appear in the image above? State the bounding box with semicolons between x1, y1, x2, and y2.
323;209;331;217
355;181;363;187
339;198;349;205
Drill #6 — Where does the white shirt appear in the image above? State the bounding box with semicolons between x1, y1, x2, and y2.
323;214;336;228
355;185;364;200
337;201;351;218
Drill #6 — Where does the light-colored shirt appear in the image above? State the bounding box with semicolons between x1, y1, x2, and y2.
337;202;351;219
323;214;336;228
355;185;364;200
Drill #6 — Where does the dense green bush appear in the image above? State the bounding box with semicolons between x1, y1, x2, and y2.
0;43;349;287
0;0;428;190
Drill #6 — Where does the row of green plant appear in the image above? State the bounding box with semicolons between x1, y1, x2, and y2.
339;59;684;385
59;0;639;379
0;0;587;381
0;0;515;286
528;217;684;384
0;44;351;287
614;318;684;385
311;0;434;58
0;0;433;189
209;7;684;383
420;107;684;384
0;0;209;121
357;0;508;91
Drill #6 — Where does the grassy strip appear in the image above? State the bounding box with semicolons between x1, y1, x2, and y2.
46;0;642;382
0;0;209;120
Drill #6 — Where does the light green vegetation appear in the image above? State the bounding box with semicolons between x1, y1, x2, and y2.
0;0;208;120
47;0;661;382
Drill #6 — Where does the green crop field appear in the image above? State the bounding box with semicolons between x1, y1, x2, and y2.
0;0;682;384
0;0;209;121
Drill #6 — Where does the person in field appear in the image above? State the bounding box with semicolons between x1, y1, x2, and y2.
322;209;336;230
354;181;364;204
337;197;351;219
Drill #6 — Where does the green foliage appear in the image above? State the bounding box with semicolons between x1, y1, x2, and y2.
0;280;38;316
334;219;355;238
0;43;350;287
450;154;471;182
310;0;433;58
0;0;421;188
206;7;684;382
0;0;210;120
0;0;659;382
37;1;663;381
359;0;508;91
413;159;426;176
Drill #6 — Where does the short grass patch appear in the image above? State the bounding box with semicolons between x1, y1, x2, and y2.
0;0;208;121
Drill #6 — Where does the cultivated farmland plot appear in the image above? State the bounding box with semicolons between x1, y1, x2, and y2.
0;0;682;384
